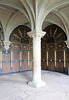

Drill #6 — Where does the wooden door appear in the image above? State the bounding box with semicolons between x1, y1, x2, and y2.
56;50;64;72
41;49;46;70
48;50;55;71
2;53;11;73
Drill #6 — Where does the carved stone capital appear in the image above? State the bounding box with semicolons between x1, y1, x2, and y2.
65;41;69;48
4;41;11;50
27;30;46;38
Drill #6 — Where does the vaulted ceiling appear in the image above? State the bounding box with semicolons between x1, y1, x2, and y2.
0;0;69;42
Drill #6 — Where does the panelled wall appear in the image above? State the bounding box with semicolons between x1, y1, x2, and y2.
0;25;33;75
0;43;33;74
0;24;69;75
0;41;69;75
41;42;69;74
41;24;69;74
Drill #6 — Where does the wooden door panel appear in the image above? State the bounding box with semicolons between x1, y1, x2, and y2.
56;62;64;72
56;50;63;60
29;61;33;70
22;51;28;71
13;62;20;72
2;54;11;73
48;61;55;71
29;51;33;70
13;51;20;72
2;63;11;73
22;61;28;71
66;62;69;74
41;61;46;70
48;51;54;60
41;49;46;59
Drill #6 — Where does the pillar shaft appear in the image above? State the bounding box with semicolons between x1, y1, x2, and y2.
33;36;41;82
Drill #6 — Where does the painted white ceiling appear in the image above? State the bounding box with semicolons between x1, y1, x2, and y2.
0;0;69;41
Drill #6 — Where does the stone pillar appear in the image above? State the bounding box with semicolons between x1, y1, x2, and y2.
27;31;46;88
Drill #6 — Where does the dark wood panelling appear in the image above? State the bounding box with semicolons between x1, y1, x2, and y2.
41;49;46;59
56;50;63;60
29;51;33;70
22;51;28;71
41;49;46;69
2;63;11;73
56;62;64;72
41;61;46;70
48;61;55;71
2;54;11;73
13;51;20;72
66;62;69;74
48;50;54;60
13;62;20;72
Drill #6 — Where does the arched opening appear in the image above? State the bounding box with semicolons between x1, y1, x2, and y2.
9;25;31;43
41;24;68;73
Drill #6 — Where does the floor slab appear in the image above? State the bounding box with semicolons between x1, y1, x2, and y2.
0;70;69;100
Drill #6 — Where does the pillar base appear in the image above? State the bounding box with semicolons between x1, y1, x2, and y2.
28;80;46;88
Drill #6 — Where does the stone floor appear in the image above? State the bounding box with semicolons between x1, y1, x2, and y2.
0;70;69;100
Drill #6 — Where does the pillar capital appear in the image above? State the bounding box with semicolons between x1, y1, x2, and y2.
27;30;46;38
4;41;11;50
65;41;69;48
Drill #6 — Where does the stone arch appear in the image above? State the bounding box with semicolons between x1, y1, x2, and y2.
52;10;69;40
42;10;69;40
5;11;30;42
39;0;69;32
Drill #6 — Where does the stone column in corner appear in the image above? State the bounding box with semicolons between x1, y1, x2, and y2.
27;30;46;88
